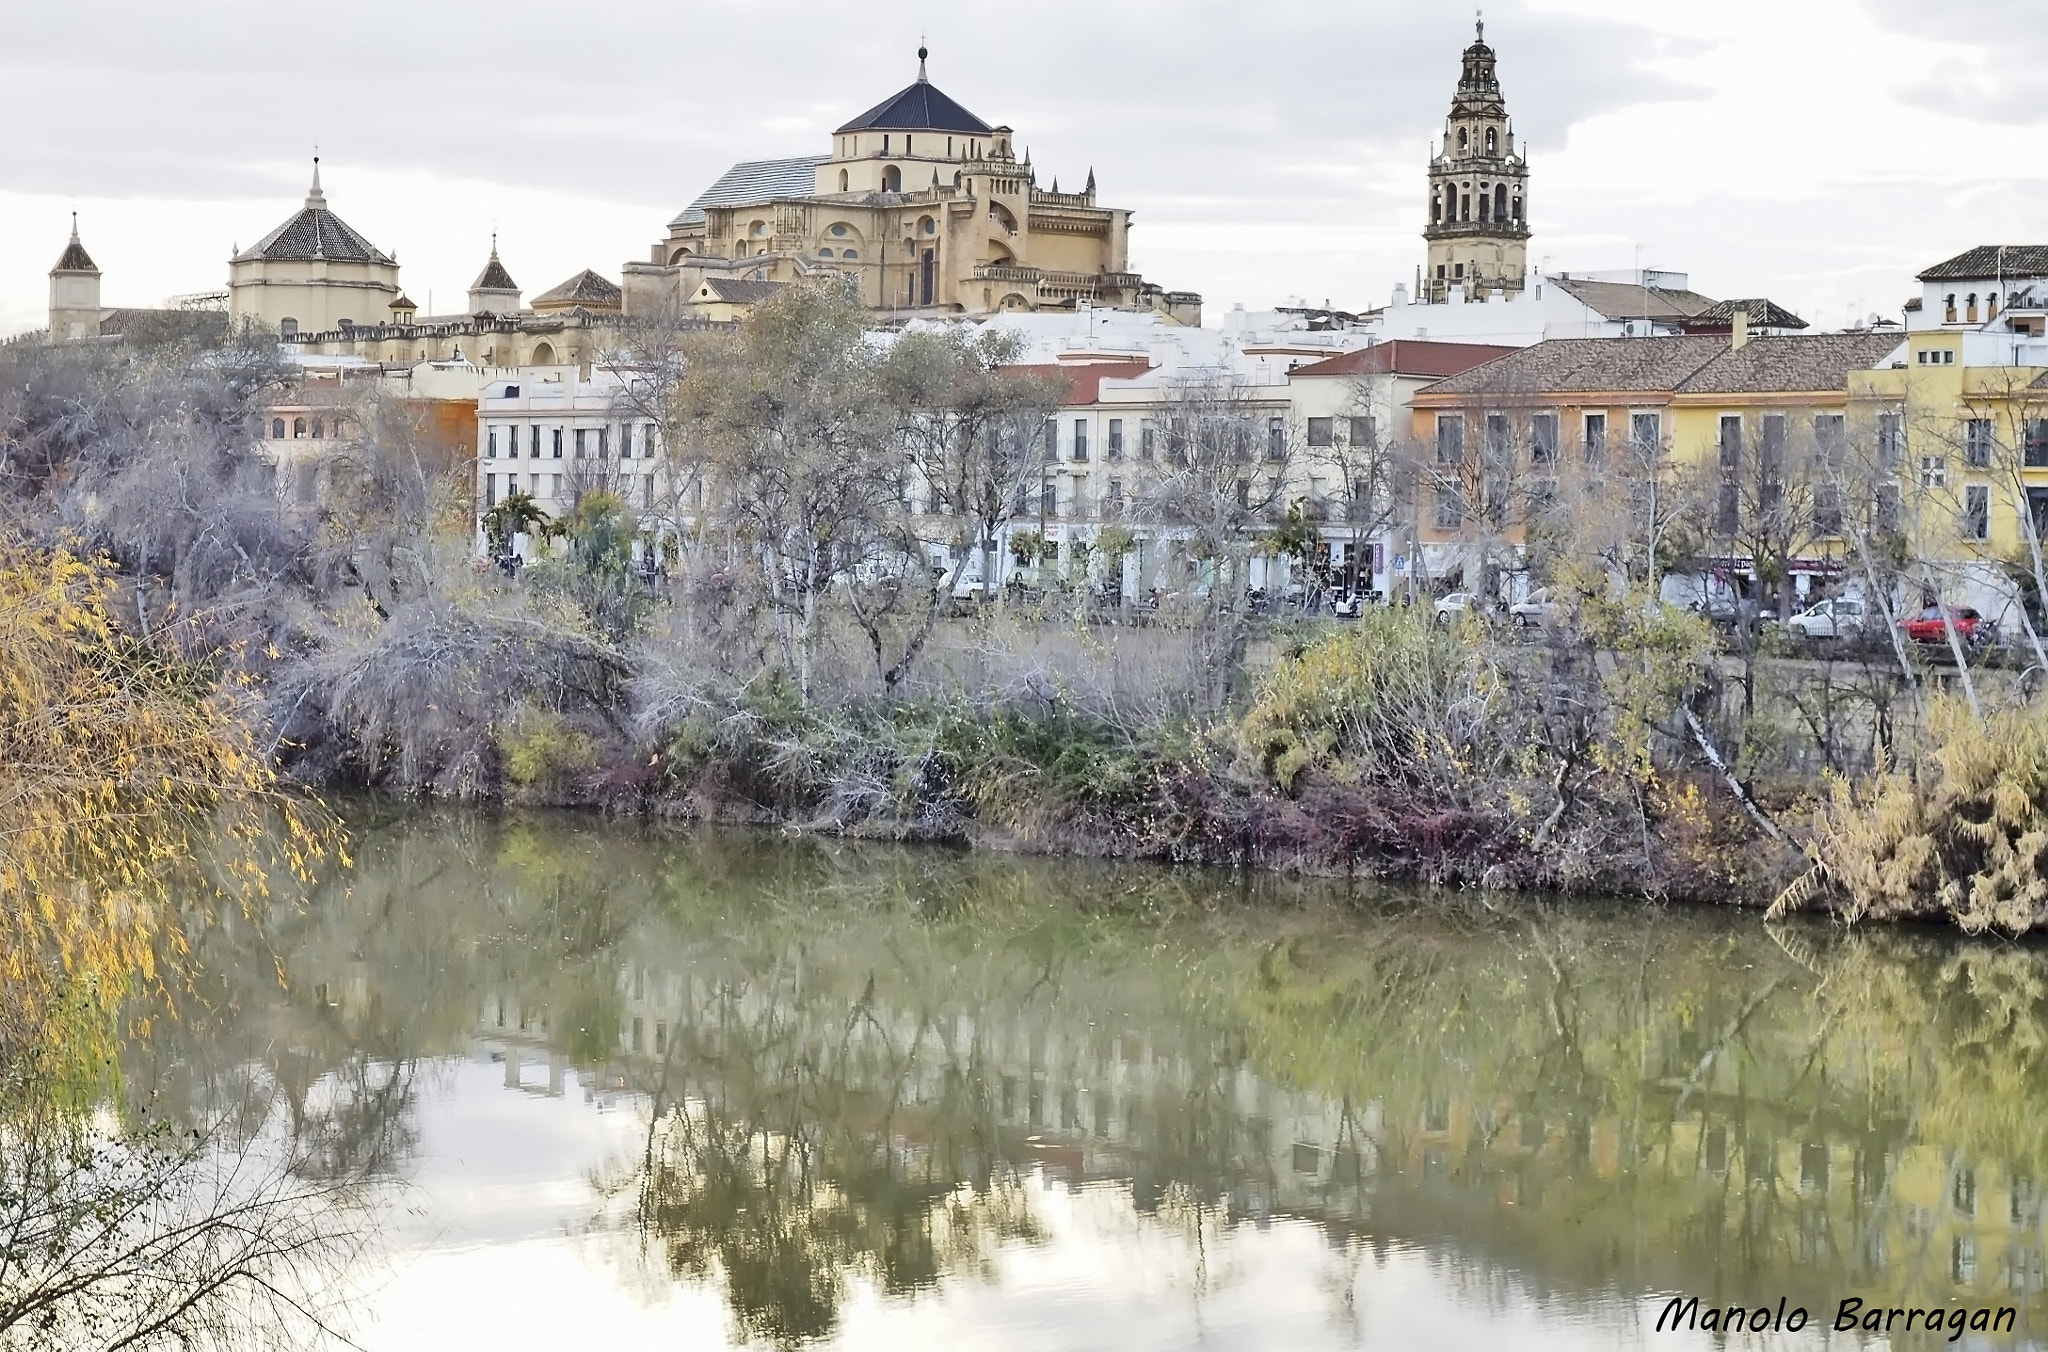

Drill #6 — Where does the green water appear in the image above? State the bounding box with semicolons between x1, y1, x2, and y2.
125;809;2048;1349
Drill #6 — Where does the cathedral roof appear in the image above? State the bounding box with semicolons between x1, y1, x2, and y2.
1687;297;1810;331
235;161;392;265
53;219;97;273
533;269;623;310
835;51;993;135
1917;245;2048;281
1449;19;1507;119
671;156;830;227
471;248;519;293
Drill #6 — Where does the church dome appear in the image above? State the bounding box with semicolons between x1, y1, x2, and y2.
233;160;392;264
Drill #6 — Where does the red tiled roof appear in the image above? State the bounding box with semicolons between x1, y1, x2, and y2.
1003;361;1153;405
1288;340;1518;380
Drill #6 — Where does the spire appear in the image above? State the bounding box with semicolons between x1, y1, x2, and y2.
52;214;98;274
1085;166;1096;194
917;43;928;82
306;155;326;209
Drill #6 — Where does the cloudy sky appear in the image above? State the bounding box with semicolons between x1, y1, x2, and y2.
4;0;2042;335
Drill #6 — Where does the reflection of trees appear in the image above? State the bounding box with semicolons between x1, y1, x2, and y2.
117;810;2048;1342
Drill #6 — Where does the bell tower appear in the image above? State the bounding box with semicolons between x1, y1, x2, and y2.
1422;17;1529;303
49;214;104;341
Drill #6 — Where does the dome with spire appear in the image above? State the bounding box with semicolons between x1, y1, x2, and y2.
834;47;993;134
233;159;393;264
1450;15;1507;120
52;215;98;274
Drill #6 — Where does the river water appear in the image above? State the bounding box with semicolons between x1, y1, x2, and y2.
124;809;2048;1349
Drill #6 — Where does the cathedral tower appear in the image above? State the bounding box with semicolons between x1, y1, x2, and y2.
49;215;103;341
1422;18;1529;303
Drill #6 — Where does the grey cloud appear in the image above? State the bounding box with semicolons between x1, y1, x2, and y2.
5;0;1696;219
1860;0;2048;124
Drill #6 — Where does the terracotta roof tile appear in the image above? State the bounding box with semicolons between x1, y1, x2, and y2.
1918;245;2048;281
534;269;623;309
1289;340;1518;380
1416;336;1728;398
235;205;391;265
1549;277;1717;322
1003;361;1153;405
1674;332;1903;394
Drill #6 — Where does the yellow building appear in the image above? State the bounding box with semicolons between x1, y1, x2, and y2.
623;48;1199;324
1408;330;1901;595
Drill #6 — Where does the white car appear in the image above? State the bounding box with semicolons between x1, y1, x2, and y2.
1509;587;1562;627
1786;597;1868;640
1434;592;1485;624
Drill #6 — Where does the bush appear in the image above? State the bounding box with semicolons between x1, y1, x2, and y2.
500;706;599;793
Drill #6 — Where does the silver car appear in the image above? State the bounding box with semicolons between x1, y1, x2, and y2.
1786;597;1868;640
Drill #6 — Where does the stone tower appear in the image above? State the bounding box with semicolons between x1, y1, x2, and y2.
1422;18;1529;304
49;215;104;341
467;236;522;315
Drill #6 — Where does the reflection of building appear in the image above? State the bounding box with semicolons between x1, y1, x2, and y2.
623;49;1198;325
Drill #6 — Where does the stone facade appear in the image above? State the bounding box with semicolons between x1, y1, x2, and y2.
623;49;1199;326
228;161;402;337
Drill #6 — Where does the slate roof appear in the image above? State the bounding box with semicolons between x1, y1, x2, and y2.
1416;336;1729;398
1687;298;1809;331
1917;246;2048;281
835;74;993;135
471;253;518;292
534;269;623;309
1673;332;1903;394
1289;340;1518;380
1417;333;1903;401
1549;276;1718;322
694;278;785;305
671;156;828;227
235;205;391;264
53;235;97;272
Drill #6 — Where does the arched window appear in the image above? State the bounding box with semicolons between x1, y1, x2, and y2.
830;223;849;236
1495;184;1508;221
1460;193;1471;222
749;221;767;237
838;168;849;192
1431;188;1442;224
532;341;555;365
1946;293;1958;322
842;249;859;260
882;165;902;192
1511;195;1522;223
1485;127;1497;154
1478;188;1490;222
818;248;834;259
1967;292;1979;322
292;417;307;438
1457;128;1469;151
311;418;324;439
270;417;285;439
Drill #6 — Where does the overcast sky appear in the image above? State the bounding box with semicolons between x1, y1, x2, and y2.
5;0;2043;336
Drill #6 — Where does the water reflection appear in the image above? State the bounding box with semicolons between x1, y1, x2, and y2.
132;810;2048;1346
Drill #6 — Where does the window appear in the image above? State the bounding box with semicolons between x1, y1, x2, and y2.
279;318;298;338
1106;477;1124;512
2027;419;2048;468
1761;414;1786;479
1307;417;1334;448
486;428;497;458
1494;184;1507;220
269;417;284;439
1236;479;1250;509
1484;412;1510;458
1042;417;1059;459
1921;455;1947;489
1436;413;1465;464
1485;127;1497;154
1917;349;1955;366
1876;483;1901;533
1814;413;1845;467
1434;486;1464;529
552;428;563;458
597;428;608;459
1965;485;1990;540
1349;415;1376;448
1716;482;1739;535
485;473;497;508
1073;418;1088;461
1531;413;1558;464
1268;417;1287;460
1040;482;1058;519
1878;412;1905;468
1140;420;1156;460
574;429;586;458
1458;128;1469;151
1814;484;1843;535
1966;418;1994;467
1107;418;1123;459
1584;413;1607;462
1630;412;1661;453
293;417;307;439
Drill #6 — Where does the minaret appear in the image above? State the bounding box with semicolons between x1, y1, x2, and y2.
49;214;103;341
467;234;522;315
1422;16;1530;303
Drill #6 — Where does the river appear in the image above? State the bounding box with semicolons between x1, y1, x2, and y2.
120;808;2048;1349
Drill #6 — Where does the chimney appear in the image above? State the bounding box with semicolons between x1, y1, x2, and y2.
1732;309;1750;351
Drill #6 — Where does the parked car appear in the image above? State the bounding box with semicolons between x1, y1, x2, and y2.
1688;595;1764;634
1509;587;1562;627
1899;605;1995;646
1785;597;1870;640
1434;592;1486;625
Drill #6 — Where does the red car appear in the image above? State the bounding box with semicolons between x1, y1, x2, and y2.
1898;605;1994;645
